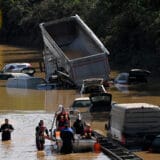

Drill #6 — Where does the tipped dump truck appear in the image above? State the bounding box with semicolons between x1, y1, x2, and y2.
39;15;110;86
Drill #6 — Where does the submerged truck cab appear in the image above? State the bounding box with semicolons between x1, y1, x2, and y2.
108;103;160;148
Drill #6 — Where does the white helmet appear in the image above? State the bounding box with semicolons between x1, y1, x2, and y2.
58;104;63;108
58;104;63;112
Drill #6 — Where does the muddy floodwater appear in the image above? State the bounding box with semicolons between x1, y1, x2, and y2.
0;45;160;160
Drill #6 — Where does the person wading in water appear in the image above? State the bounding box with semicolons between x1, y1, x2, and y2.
35;120;49;151
0;118;14;141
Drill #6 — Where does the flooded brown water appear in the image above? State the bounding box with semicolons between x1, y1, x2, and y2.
0;45;160;160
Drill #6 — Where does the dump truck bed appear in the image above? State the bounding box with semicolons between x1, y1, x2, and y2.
39;15;110;86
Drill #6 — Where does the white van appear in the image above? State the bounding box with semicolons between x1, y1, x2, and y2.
108;103;160;147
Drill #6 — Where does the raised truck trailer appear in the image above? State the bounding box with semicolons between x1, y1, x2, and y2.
39;15;110;87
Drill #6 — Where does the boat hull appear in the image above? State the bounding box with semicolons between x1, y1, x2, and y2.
55;134;96;153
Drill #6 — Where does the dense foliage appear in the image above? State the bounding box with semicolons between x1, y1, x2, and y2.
0;0;160;73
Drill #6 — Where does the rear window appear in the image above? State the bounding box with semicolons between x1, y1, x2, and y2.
152;137;160;146
91;95;110;102
84;85;104;93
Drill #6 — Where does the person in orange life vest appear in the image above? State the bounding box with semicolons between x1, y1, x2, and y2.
35;120;49;150
82;123;93;139
56;105;70;130
64;113;70;127
57;115;66;131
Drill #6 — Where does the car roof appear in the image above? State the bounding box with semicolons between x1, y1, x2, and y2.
74;97;90;101
83;78;104;86
156;135;160;138
113;103;160;110
5;63;30;66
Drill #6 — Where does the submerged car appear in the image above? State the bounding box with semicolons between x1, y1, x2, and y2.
114;69;151;84
80;78;106;95
1;63;35;76
0;72;31;80
71;93;112;112
6;77;54;90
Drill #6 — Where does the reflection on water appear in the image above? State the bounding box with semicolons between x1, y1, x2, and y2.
0;45;160;160
1;87;78;111
114;83;130;94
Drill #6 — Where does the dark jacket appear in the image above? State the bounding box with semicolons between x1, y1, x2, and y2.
60;127;74;154
73;119;84;135
0;124;14;141
36;125;49;137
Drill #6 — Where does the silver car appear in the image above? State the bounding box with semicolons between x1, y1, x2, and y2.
2;63;32;73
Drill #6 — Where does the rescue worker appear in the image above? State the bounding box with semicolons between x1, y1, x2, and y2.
56;105;70;131
73;113;84;135
0;118;14;141
57;115;66;131
82;123;93;139
60;122;74;154
35;120;49;151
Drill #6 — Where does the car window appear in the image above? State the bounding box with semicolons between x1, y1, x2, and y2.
73;100;91;108
84;85;104;93
17;65;28;68
152;137;160;145
91;95;110;102
119;74;128;80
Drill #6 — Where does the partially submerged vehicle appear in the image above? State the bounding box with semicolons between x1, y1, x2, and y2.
80;78;106;95
108;103;160;149
114;69;151;84
0;72;31;80
6;77;54;90
70;92;112;112
39;15;110;86
1;63;35;76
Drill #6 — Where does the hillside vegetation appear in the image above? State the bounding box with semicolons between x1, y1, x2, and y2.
0;0;160;74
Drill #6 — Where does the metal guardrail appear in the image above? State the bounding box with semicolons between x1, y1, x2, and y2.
93;131;143;160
